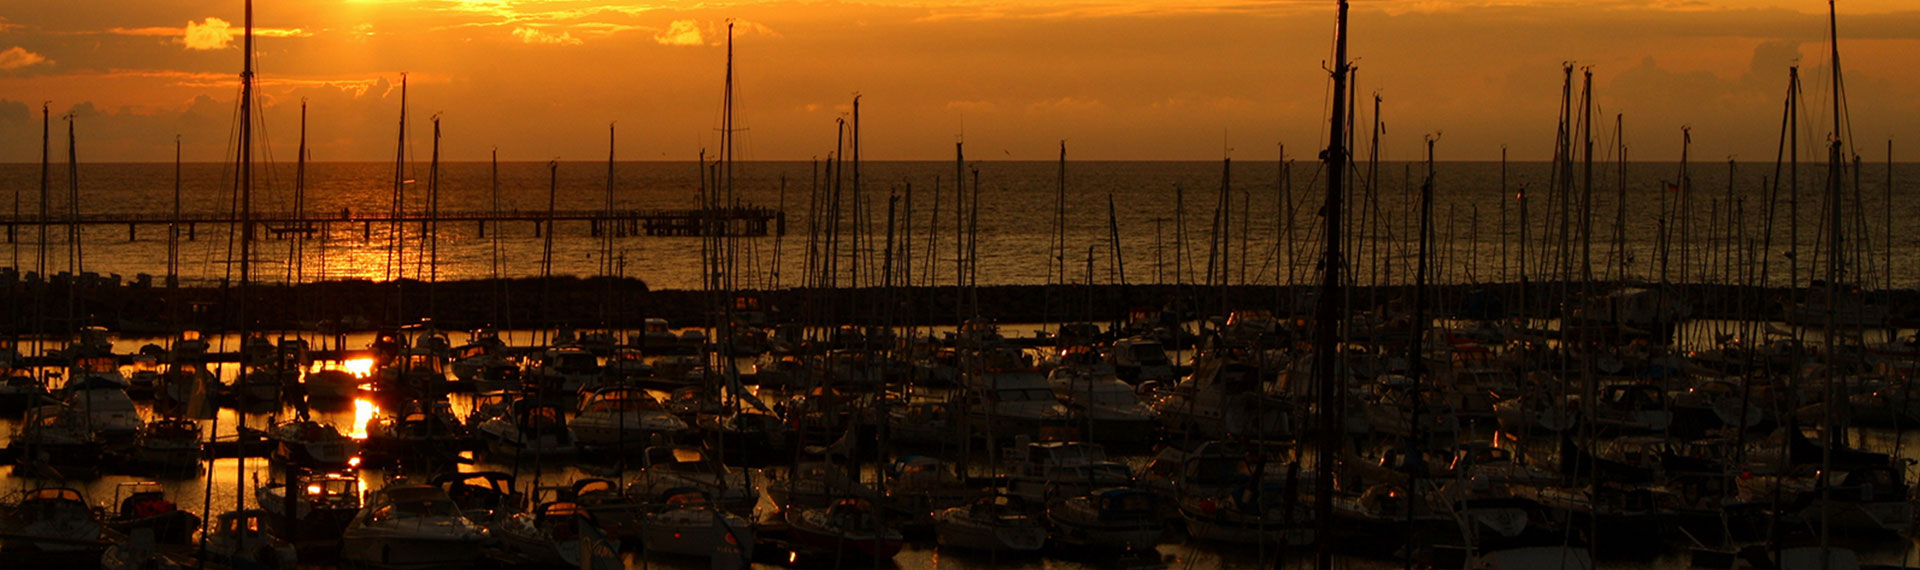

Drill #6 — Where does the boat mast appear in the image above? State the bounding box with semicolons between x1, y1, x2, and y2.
1580;67;1594;285
235;0;255;510
427;114;441;316
291;101;306;287
34;103;47;368
389;74;408;323
1818;0;1845;556
66;112;81;340
1312;2;1350;568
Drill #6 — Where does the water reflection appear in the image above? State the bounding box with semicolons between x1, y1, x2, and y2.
349;398;376;441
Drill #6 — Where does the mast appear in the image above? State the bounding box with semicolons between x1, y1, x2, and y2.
235;0;255;511
65;110;80;341
603;123;615;327
427;114;441;316
1818;0;1845;556
490;148;502;323
1311;2;1350;568
171;135;181;289
1580;67;1594;284
35;103;47;366
1613;115;1627;284
389;74;408;323
292;101;307;286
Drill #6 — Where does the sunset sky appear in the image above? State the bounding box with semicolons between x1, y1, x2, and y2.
0;0;1915;163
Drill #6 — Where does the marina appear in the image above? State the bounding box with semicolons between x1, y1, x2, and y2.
5;0;1920;569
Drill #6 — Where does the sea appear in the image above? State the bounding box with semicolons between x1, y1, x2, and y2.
0;160;1913;292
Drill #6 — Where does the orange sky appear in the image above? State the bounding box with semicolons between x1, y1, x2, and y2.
0;0;1916;162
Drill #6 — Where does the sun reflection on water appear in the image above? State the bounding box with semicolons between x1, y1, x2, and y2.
350;397;378;440
343;358;375;378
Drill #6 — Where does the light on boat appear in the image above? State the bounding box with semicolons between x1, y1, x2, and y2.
307;484;322;495
348;456;362;468
788;551;797;564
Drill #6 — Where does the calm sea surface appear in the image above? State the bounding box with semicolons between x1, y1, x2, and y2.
0;160;1913;291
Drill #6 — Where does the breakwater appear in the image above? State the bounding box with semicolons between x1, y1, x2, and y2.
0;271;1911;335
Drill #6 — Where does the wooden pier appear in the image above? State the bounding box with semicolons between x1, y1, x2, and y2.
0;206;786;242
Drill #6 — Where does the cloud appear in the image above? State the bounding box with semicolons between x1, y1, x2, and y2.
0;46;51;71
654;20;704;46
512;27;582;45
183;18;233;50
727;20;782;39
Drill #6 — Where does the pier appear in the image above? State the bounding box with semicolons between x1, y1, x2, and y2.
0;206;787;241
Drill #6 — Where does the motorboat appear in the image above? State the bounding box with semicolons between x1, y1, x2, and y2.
103;482;200;545
0;368;49;415
491;501;622;570
523;346;602;395
931;494;1047;553
882;455;979;520
1151;350;1293;439
624;445;757;515
303;369;359;404
7;403;105;478
568;386;688;451
265;418;360;469
1048;366;1159;443
783;498;904;561
258;471;362;543
766;461;877;510
0;487;105;566
61;372;142;443
435;471;523;524
362;403;469;468
634;489;754;562
340;484;488;570
1046;487;1162;551
1002;440;1134;502
1109;337;1176;384
961;370;1077;441
474;398;577;457
201;509;298;570
128;417;202;476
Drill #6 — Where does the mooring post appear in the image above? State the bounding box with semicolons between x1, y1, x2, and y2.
477;220;486;238
128;223;136;242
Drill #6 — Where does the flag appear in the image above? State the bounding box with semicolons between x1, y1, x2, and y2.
1667;182;1681;192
